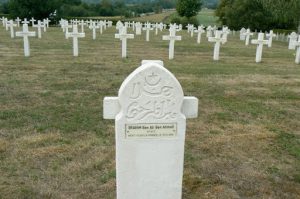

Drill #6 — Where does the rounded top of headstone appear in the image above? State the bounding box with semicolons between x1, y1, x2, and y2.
118;61;184;123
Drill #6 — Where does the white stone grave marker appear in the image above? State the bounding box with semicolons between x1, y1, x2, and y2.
103;60;198;199
66;25;85;57
16;24;36;57
251;33;269;63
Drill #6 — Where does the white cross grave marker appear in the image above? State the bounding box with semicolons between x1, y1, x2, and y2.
8;20;17;38
107;21;113;28
206;26;213;37
162;27;182;60
30;17;36;26
143;22;153;42
16;17;21;27
22;18;30;25
98;21;104;34
266;30;276;48
294;36;300;64
66;25;85;57
79;20;86;33
5;19;9;31
208;30;226;61
288;32;298;50
194;25;205;44
240;28;246;40
222;27;230;43
89;21;99;40
16;24;36;57
44;18;51;28
33;20;45;39
155;23;159;35
243;28;254;46
251;33;269;63
62;21;72;39
1;17;6;27
115;26;134;58
190;25;195;37
131;21;135;31
135;22;142;35
103;60;198;199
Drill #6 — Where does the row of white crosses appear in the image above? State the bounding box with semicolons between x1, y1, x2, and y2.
3;17;47;39
116;21;167;42
3;17;299;63
1;17;50;57
59;18;113;56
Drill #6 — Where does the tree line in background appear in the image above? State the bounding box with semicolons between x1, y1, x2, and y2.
0;0;177;19
216;0;300;31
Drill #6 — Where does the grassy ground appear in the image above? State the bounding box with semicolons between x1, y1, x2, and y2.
0;25;299;199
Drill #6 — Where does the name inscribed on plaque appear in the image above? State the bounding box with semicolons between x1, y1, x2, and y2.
125;123;177;139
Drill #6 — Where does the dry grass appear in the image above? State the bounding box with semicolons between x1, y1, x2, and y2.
129;11;175;23
0;24;299;199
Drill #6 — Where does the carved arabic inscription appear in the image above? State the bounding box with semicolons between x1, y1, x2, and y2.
125;72;177;121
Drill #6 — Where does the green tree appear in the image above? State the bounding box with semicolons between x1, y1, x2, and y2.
257;0;300;29
176;0;202;18
8;0;60;19
216;0;300;30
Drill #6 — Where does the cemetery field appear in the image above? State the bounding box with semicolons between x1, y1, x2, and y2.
0;26;300;198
